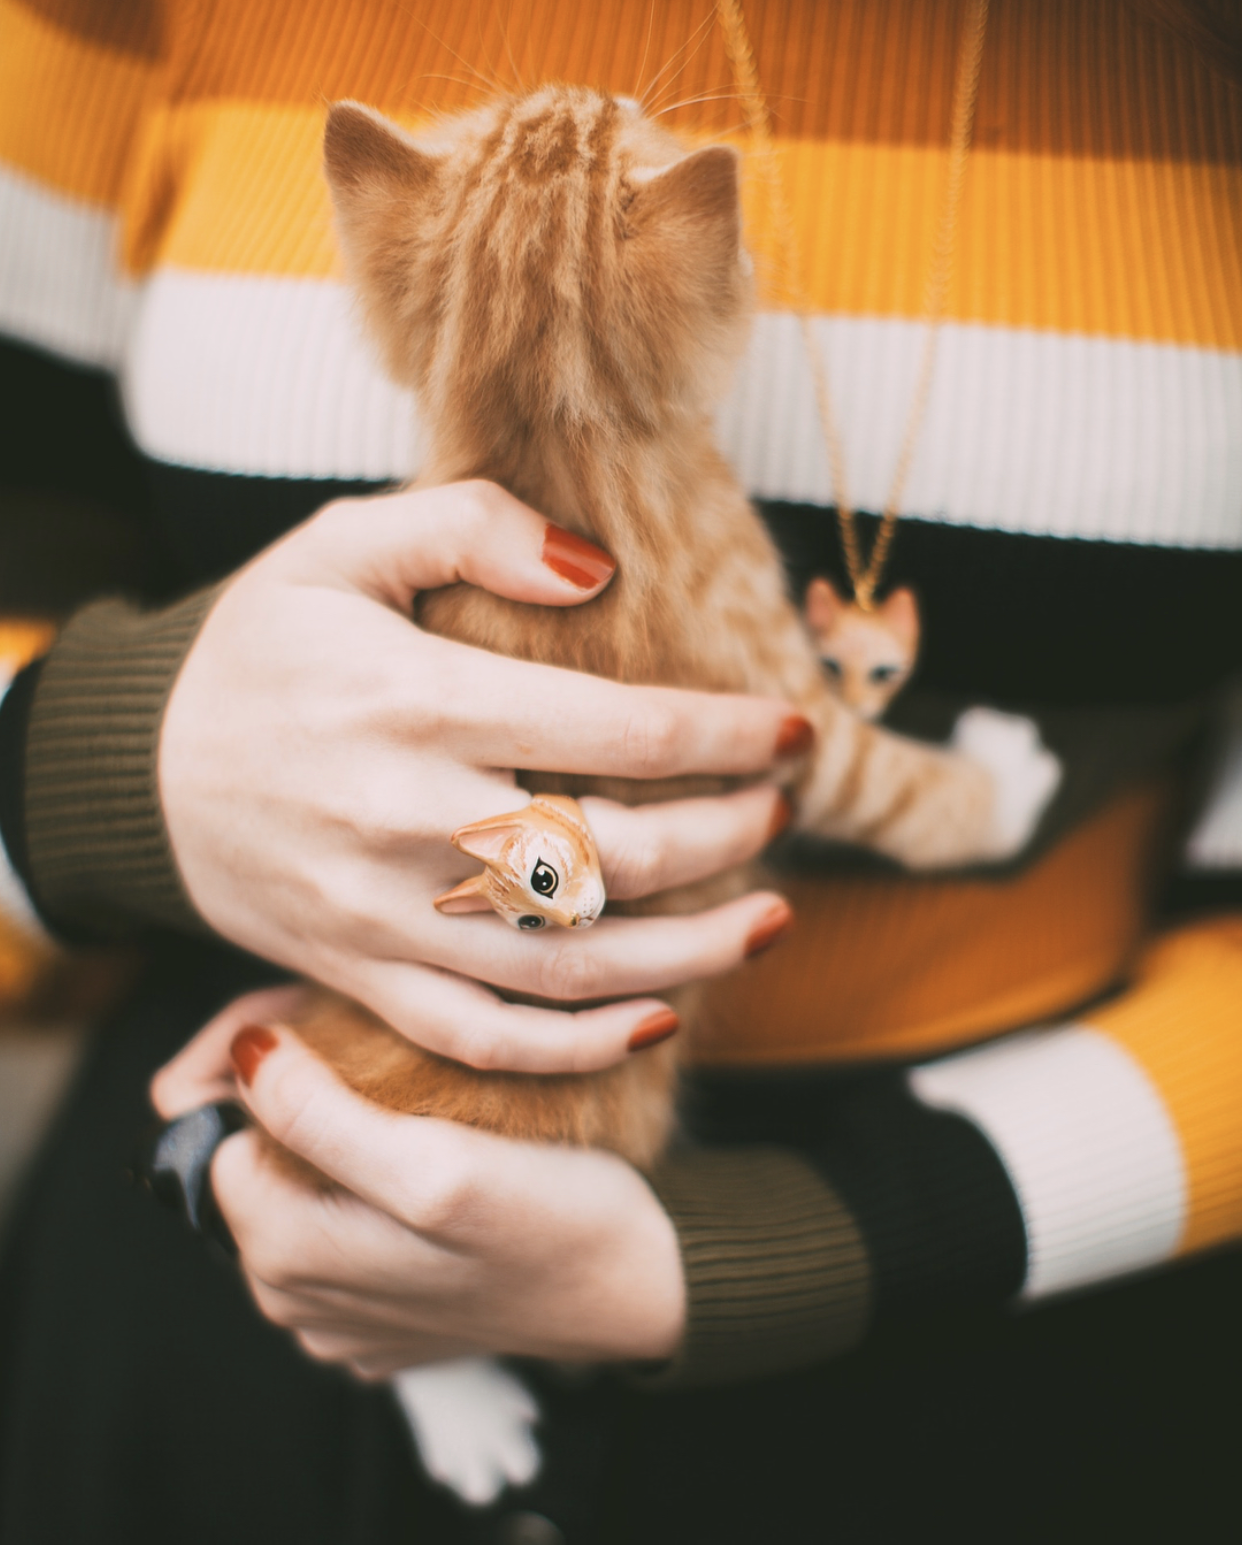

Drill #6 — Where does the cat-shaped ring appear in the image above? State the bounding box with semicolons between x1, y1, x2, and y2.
433;794;606;931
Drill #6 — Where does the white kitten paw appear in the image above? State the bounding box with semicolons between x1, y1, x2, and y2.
391;1357;542;1506
950;707;1061;859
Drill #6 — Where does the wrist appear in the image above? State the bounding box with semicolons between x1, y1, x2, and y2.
24;587;222;937
614;1170;686;1363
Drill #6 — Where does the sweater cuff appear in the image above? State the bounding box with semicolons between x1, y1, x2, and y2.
23;587;222;938
641;1145;872;1388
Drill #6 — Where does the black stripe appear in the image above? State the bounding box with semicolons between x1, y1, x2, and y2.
684;1066;1028;1325
143;464;1242;706
762;501;1242;707
145;463;395;587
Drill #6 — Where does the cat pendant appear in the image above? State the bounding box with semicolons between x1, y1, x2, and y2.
433;794;606;931
805;577;920;720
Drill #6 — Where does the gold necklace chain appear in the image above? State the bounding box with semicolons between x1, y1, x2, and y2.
715;0;990;610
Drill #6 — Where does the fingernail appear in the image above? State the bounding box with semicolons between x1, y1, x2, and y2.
542;523;616;590
744;901;794;959
628;1009;680;1052
767;790;794;841
230;1025;278;1087
775;715;814;760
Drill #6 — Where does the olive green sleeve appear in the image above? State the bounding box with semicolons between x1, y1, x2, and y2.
23;587;222;937
638;1145;873;1388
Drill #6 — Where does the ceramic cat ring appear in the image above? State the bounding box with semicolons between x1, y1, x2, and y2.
433;795;606;931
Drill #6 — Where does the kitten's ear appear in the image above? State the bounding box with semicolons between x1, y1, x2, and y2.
805;576;843;634
324;101;437;221
628;145;741;254
881;587;921;651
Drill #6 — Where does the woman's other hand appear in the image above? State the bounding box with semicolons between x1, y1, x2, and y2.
160;481;798;1073
153;1020;685;1375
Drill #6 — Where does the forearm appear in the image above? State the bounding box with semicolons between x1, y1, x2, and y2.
648;912;1242;1389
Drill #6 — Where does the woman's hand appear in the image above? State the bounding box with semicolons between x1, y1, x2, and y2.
153;1019;685;1375
160;481;800;1072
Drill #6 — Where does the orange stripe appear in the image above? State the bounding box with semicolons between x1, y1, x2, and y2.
0;0;156;207
0;614;58;999
5;0;1238;345
167;0;1242;161
0;620;56;673
693;780;1175;1066
1088;919;1242;1257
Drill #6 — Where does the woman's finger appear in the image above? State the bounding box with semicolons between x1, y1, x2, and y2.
212;1126;441;1290
581;785;789;900
217;1033;543;1232
151;985;310;1118
408;635;810;779
412;889;794;1006
331;960;683;1072
283;481;617;610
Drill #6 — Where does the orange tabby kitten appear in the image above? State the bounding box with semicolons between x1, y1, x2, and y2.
805;576;920;719
275;86;1058;1178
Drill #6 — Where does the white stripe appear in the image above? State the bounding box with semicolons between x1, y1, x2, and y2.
0;671;52;946
0;166;137;369
1184;687;1242;871
123;269;422;482
120;268;1242;548
719;314;1242;548
909;1025;1188;1300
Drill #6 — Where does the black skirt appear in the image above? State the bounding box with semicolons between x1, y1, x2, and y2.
1;936;1239;1545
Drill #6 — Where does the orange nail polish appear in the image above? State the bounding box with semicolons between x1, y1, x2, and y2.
775;715;814;760
231;1025;278;1087
744;902;794;959
628;1009;680;1052
542;523;616;590
767;790;794;841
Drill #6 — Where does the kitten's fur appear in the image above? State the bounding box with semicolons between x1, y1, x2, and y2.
281;85;1058;1178
255;84;1060;1505
805;576;919;719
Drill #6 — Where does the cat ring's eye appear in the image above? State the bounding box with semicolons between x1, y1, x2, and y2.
518;914;546;930
869;664;900;684
530;858;559;897
822;658;843;679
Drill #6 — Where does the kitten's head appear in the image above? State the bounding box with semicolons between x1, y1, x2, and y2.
324;89;752;443
805;577;920;719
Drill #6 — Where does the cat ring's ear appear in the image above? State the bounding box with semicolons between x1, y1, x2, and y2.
448;813;529;867
627;145;742;256
324;101;438;224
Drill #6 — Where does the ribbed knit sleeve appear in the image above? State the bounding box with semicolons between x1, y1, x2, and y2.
22;587;220;938
643;1146;872;1386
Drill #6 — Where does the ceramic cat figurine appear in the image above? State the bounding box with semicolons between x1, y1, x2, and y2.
255;85;1061;1503
805;576;919;719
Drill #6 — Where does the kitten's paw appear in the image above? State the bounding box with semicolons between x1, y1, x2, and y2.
950;707;1061;859
391;1357;541;1506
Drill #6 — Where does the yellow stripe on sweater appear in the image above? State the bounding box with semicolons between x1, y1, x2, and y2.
1088;919;1242;1257
112;99;1242;351
0;0;156;208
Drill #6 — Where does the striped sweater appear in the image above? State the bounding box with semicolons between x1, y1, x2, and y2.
1;0;1241;1385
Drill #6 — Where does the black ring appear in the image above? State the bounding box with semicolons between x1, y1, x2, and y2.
131;1101;249;1257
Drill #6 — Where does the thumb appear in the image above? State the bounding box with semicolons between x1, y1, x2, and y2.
286;480;616;612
